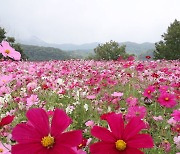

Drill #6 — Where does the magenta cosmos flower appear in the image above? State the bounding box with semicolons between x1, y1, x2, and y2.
126;106;147;120
143;86;155;99
158;92;177;108
90;113;154;154
171;110;180;122
12;108;82;154
0;41;21;60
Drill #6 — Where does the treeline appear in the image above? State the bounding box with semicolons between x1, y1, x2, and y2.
21;44;81;61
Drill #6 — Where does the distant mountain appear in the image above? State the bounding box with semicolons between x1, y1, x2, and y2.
21;44;72;61
17;36;155;56
119;42;155;55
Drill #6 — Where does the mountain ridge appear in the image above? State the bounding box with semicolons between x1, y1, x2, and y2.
17;36;155;54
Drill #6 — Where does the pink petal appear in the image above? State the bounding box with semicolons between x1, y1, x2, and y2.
12;123;42;143
56;130;82;147
49;146;77;154
91;126;116;142
1;41;10;47
26;108;50;137
13;51;21;60
0;115;14;126
127;134;154;148
125;147;144;154
12;143;45;154
51;109;72;137
123;117;146;140
106;113;124;139
90;141;120;154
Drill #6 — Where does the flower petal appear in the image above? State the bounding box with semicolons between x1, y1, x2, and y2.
11;143;45;154
0;115;14;126
26;108;49;137
127;134;154;148
51;109;72;137
125;147;144;154
91;126;116;142
90;141;120;154
106;113;124;139
56;130;82;147
49;145;77;154
12;123;42;143
123;117;146;140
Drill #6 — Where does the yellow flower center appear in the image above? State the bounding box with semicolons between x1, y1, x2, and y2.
0;148;3;153
115;140;126;151
41;134;54;149
78;143;83;148
165;97;169;101
147;90;151;94
5;49;10;54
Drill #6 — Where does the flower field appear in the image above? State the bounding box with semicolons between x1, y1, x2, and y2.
0;57;179;153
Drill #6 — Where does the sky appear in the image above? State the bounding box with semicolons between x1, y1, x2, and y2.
0;0;180;44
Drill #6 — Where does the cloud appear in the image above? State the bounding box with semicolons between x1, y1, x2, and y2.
0;0;180;44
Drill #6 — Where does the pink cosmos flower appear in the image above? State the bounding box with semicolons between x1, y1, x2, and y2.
174;136;180;150
0;86;11;96
0;41;21;60
126;97;138;106
160;140;171;153
126;106;147;120
12;108;82;154
0;75;12;86
143;86;155;99
127;56;135;61
85;120;94;127
167;117;177;126
86;95;96;100
135;63;144;71
0;142;11;154
171;110;180;122
26;94;39;107
111;92;123;97
27;82;37;91
90;113;154;153
158;92;177;108
159;85;169;93
153;116;163;121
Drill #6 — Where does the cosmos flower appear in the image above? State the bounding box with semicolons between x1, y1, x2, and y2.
158;92;177;108
90;113;154;153
174;136;180;150
0;41;21;60
143;86;155;99
126;106;147;120
12;108;82;154
126;97;138;106
0;142;11;154
171;110;180;122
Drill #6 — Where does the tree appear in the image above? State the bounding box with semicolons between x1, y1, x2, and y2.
154;19;180;60
0;27;28;60
0;27;6;42
94;40;130;60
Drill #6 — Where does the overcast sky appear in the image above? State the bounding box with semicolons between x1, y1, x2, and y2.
0;0;180;44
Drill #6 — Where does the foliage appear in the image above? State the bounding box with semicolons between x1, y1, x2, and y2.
154;19;180;60
94;40;130;60
0;27;27;60
21;44;72;61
